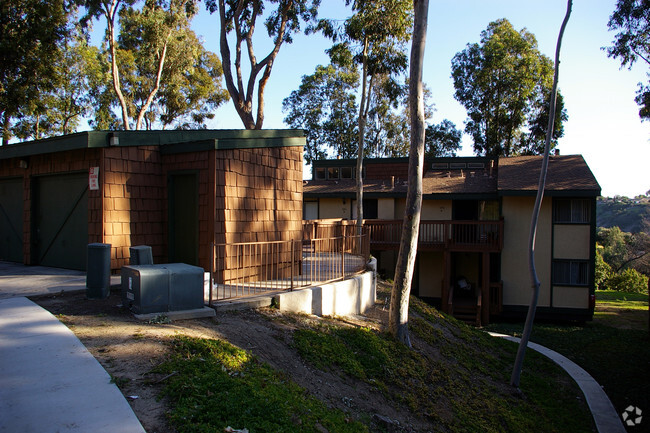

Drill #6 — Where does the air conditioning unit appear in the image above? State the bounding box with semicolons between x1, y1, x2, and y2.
121;263;204;314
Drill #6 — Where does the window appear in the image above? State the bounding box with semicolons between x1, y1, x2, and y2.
327;167;340;179
340;166;353;179
553;199;591;223
314;167;326;180
553;260;589;286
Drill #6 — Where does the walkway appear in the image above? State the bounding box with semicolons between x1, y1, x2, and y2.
489;332;627;433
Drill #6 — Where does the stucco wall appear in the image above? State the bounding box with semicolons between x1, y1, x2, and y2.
553;224;591;260
418;251;443;297
318;198;351;219
377;198;394;219
553;286;589;309
421;199;452;220
501;196;552;307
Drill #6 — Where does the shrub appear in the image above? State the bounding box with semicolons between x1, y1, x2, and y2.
605;268;649;294
595;248;612;290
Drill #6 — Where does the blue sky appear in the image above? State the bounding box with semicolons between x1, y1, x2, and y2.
186;1;648;197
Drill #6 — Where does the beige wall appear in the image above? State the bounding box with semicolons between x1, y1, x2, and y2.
418;252;443;297
319;198;351;219
553;286;589;309
501;196;552;307
394;198;405;220
553;225;591;259
377;198;395;219
421;199;452;220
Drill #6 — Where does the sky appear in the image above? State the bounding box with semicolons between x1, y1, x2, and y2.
148;1;650;197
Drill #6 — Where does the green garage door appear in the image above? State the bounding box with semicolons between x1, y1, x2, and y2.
0;178;24;263
32;173;88;270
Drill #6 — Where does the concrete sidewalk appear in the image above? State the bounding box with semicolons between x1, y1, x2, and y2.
0;261;120;299
0;296;145;433
490;332;627;433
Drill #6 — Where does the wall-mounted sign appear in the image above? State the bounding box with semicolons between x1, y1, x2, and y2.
89;167;100;190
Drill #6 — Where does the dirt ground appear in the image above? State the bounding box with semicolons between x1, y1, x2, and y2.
31;285;428;433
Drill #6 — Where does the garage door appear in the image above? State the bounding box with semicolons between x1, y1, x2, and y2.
0;177;24;263
32;173;88;270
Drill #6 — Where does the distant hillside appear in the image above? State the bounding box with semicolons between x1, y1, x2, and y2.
597;197;650;233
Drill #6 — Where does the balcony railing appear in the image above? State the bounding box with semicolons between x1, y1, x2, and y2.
364;219;503;252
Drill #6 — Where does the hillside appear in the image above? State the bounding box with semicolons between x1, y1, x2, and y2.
597;197;650;233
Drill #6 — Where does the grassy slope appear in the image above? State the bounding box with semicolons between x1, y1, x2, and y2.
156;295;595;433
487;290;649;427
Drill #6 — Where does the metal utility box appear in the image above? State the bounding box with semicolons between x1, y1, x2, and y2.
86;243;111;299
164;263;204;311
129;245;153;265
121;265;170;314
121;263;204;314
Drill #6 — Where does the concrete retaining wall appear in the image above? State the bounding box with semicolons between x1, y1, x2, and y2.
274;258;377;316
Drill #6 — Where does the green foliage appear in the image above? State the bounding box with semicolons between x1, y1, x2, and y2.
283;62;359;163
424;119;462;157
0;0;68;143
598;226;630;270
595;246;612;289
605;0;650;120
606;267;649;293
451;19;567;157
157;335;366;433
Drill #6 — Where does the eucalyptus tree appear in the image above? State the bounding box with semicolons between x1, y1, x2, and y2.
117;6;229;130
511;0;572;387
316;0;413;230
0;0;68;144
84;0;209;130
12;34;103;139
389;0;428;347
605;0;650;120
451;19;567;157
205;0;320;129
282;57;359;164
424;119;462;157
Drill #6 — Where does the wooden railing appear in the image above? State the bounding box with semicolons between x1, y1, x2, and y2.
364;219;503;252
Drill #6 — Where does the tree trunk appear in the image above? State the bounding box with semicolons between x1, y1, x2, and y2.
356;37;369;235
510;0;572;387
135;36;170;130
106;2;131;130
389;0;429;347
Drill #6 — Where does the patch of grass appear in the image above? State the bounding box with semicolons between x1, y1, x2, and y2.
596;290;648;308
294;297;593;433
486;320;650;421
156;335;367;433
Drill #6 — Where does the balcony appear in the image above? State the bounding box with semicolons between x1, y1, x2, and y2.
364;219;503;252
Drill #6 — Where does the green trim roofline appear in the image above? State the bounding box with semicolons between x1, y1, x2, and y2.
0;130;306;160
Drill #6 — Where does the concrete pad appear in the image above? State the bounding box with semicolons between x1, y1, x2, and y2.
0;261;121;299
133;306;216;321
212;296;273;312
0;297;145;433
489;332;626;433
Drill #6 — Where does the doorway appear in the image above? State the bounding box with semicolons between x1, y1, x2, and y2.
168;173;199;266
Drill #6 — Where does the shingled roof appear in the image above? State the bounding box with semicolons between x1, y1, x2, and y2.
304;154;600;197
498;155;600;194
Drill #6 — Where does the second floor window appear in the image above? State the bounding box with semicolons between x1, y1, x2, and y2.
553;199;591;224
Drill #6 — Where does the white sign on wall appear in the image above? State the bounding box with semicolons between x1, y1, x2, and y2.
89;167;100;191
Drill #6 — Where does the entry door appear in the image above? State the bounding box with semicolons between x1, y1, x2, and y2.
32;173;88;270
0;178;24;263
168;173;198;266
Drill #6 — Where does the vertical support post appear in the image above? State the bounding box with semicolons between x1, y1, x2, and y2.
341;232;346;281
482;252;490;325
290;240;294;291
442;250;452;313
